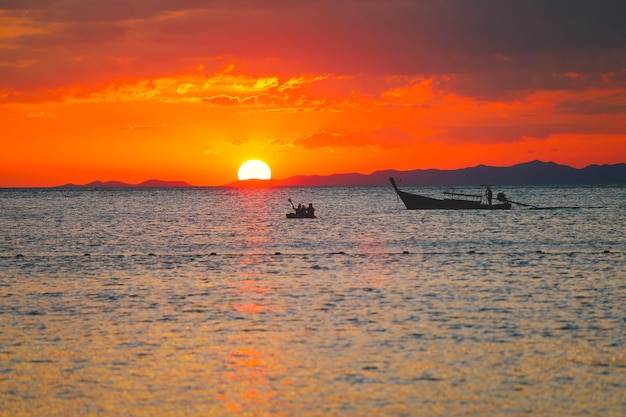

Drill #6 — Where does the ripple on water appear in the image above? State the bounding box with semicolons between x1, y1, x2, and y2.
0;186;625;416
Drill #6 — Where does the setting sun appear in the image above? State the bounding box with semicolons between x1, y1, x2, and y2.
238;160;272;181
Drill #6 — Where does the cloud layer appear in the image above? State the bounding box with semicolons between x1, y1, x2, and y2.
1;0;625;185
3;1;626;96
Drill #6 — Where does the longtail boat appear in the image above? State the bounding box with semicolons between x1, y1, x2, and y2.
389;177;512;210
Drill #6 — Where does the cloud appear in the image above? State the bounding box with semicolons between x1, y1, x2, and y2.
293;131;341;149
1;1;626;102
230;136;250;145
118;124;166;131
254;77;278;90
432;122;624;145
555;94;626;115
204;94;257;106
176;83;195;94
27;111;55;118
293;126;415;150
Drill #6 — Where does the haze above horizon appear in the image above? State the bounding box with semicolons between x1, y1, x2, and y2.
2;1;625;187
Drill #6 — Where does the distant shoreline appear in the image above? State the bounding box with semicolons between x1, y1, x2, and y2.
56;179;194;188
37;160;626;189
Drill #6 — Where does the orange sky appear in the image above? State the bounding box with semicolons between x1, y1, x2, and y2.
1;1;626;186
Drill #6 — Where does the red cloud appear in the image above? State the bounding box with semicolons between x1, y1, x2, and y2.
293;126;415;150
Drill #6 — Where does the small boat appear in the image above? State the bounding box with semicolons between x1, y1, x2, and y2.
286;199;316;218
390;177;512;210
286;212;316;219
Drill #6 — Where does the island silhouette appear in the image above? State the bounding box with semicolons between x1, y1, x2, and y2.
58;179;193;188
57;160;625;188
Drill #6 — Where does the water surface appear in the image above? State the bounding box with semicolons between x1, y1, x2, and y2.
1;185;625;416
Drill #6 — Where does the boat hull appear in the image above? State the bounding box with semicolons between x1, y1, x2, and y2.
286;213;316;218
389;177;511;210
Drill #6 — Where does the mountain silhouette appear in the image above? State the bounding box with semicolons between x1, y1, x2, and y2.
58;179;193;188
272;160;626;186
55;161;625;188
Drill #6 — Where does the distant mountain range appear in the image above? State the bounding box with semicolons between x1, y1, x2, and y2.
57;161;625;188
270;160;626;186
58;179;193;188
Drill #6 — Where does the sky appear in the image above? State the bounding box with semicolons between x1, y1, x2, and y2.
1;0;626;186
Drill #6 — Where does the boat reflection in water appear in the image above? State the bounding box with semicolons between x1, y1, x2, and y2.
389;177;512;210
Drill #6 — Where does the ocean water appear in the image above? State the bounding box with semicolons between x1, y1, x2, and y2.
0;185;625;416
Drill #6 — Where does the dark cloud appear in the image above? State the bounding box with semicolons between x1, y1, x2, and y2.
2;0;626;100
555;98;626;115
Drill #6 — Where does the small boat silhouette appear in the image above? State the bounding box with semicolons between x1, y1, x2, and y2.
286;199;317;218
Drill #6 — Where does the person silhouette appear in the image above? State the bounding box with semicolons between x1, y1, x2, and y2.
485;187;493;205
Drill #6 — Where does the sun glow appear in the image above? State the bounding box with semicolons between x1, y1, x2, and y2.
238;160;272;181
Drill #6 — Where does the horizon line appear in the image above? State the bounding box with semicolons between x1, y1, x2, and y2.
2;159;624;189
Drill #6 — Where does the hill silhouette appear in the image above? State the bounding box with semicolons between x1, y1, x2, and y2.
55;161;625;188
271;160;626;186
58;179;193;188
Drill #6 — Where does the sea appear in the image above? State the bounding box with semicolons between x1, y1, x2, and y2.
0;184;625;417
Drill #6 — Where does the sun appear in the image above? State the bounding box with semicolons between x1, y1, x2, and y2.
238;160;272;181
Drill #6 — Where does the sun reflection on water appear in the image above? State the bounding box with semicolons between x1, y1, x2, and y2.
219;342;282;413
216;257;288;415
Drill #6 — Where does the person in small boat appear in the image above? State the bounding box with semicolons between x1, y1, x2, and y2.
485;187;493;205
296;204;305;215
306;203;315;217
